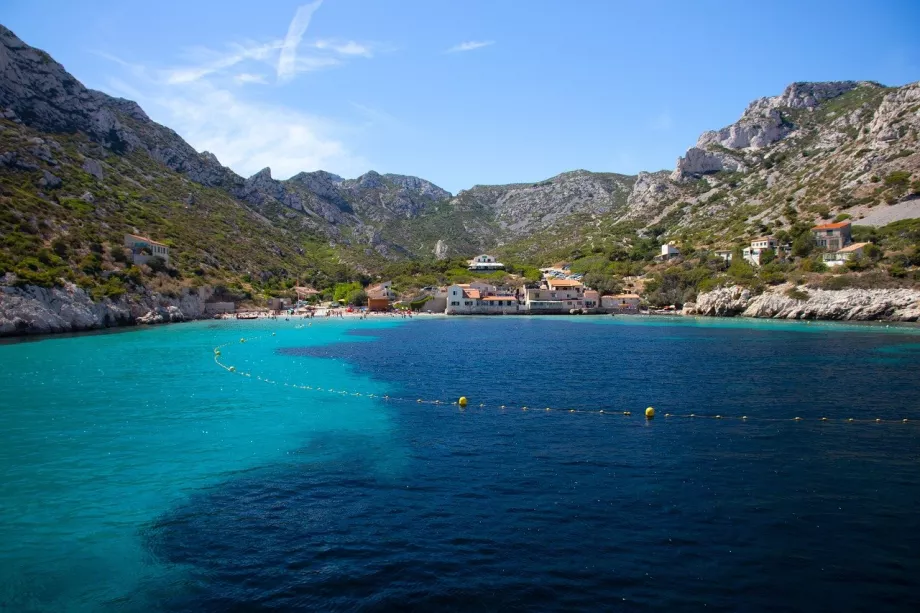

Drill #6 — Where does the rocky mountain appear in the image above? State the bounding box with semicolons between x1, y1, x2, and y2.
2;20;919;281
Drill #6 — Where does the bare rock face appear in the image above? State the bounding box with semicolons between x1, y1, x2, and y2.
38;169;61;188
0;282;213;337
434;239;449;260
670;147;746;181
693;285;920;321
868;82;920;146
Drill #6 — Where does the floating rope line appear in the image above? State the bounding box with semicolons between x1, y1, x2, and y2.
212;335;916;426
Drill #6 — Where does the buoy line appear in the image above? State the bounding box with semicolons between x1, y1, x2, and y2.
213;335;917;426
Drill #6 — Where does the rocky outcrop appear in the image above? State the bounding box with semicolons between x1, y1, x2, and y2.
433;239;449;260
670;147;746;181
0;282;213;337
689;285;920;321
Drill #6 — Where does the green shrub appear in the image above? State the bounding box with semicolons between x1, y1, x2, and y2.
834;213;852;223
884;171;911;187
786;287;810;301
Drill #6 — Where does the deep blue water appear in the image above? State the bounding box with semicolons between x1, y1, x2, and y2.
3;316;920;611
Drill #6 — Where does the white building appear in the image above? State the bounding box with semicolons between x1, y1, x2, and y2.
367;281;397;300
601;294;641;312
660;243;681;259
125;234;169;265
742;236;778;266
714;249;733;262
823;242;871;267
446;285;519;314
521;278;586;313
468;254;506;271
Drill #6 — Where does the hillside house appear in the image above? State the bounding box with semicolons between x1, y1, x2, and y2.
660;243;681;260
468;254;505;271
583;289;599;309
743;236;778;266
812;221;852;251
823;242;871;267
124;234;169;265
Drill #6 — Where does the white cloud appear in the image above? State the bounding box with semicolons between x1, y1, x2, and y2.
151;81;369;179
313;39;373;57
278;0;324;80
447;40;495;53
233;73;269;85
164;40;282;84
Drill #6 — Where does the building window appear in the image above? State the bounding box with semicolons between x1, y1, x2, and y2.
450;301;459;306
464;301;472;306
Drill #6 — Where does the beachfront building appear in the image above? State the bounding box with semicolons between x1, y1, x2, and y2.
583;289;599;309
660;242;681;260
468;254;505;271
602;294;641;313
367;281;397;301
124;233;169;265
446;285;519;314
823;242;871;267
812;221;852;251
521;278;586;313
294;286;320;301
743;236;778;266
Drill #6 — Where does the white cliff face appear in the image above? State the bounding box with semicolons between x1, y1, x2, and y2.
0;282;213;337
868;82;920;147
671;81;874;181
689;285;920;322
670;147;746;181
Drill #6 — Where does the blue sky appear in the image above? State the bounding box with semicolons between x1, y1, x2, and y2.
4;0;919;193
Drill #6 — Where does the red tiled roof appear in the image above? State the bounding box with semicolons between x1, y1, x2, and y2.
463;289;481;299
546;279;583;288
481;296;517;302
812;221;851;230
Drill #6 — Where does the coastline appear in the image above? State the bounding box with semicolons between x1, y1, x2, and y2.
3;281;919;340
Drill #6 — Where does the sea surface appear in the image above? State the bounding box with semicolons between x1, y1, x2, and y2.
1;315;920;611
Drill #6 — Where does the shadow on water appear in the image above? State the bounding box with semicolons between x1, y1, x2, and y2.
138;318;920;611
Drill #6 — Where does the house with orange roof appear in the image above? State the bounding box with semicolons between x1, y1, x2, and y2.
811;221;852;251
602;294;641;313
823;242;872;267
446;284;519;314
521;277;587;313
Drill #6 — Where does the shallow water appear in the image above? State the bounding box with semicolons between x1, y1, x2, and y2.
1;316;919;611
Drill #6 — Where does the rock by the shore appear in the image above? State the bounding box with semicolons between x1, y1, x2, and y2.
0;282;213;337
688;284;920;321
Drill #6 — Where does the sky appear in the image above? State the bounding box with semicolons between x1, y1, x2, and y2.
4;0;920;193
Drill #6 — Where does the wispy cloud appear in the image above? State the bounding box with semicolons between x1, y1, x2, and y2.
233;72;269;85
278;0;324;80
95;1;380;180
447;40;495;53
313;39;373;57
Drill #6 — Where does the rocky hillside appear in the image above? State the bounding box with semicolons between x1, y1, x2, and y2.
2;20;919;282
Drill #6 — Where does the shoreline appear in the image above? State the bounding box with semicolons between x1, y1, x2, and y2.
3;281;918;341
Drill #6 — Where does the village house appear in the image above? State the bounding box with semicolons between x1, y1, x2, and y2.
602;294;641;313
743;236;778;266
468;254;506;271
583;289;599;309
445;284;519;314
659;242;681;260
714;249;733;262
124;233;169;265
294;286;320;301
521;278;586;313
812;221;853;251
823;242;871;266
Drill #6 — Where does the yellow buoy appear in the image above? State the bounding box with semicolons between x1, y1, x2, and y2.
458;396;468;407
645;407;655;419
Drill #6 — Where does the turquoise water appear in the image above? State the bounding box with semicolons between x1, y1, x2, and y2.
2;316;920;611
0;319;404;611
